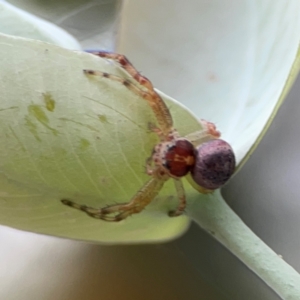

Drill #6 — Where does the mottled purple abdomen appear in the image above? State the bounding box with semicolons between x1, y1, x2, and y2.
164;139;195;177
191;139;235;189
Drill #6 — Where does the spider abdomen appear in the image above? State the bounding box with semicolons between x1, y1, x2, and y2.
164;139;195;177
191;139;236;189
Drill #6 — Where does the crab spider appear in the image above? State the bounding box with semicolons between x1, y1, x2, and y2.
61;52;236;222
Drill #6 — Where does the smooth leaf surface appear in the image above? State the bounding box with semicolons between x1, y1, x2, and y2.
0;33;209;243
118;0;300;165
0;0;81;49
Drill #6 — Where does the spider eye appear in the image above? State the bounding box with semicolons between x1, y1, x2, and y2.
191;139;235;190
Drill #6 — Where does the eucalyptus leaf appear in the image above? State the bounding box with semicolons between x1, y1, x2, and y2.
118;0;300;165
0;33;212;243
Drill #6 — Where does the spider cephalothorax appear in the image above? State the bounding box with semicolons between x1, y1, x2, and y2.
151;137;195;177
61;52;236;221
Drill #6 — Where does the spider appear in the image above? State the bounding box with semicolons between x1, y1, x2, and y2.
61;52;236;222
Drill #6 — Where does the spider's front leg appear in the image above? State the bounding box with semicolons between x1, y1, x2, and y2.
84;51;173;137
61;177;166;222
88;51;154;91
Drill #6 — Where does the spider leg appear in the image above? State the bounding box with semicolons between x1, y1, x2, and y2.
169;179;186;217
184;130;217;146
148;122;165;140
145;156;154;176
84;61;173;137
61;199;106;214
61;177;166;222
200;119;221;138
184;119;221;146
84;70;160;118
89;51;154;91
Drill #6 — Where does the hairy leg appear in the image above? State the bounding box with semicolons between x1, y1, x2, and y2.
169;179;186;217
61;177;166;221
89;51;154;91
85;52;173;136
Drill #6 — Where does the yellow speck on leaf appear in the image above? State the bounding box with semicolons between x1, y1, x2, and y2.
43;93;55;112
80;138;90;150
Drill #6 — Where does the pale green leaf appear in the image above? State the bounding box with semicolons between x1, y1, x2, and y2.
118;0;300;165
0;33;205;243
